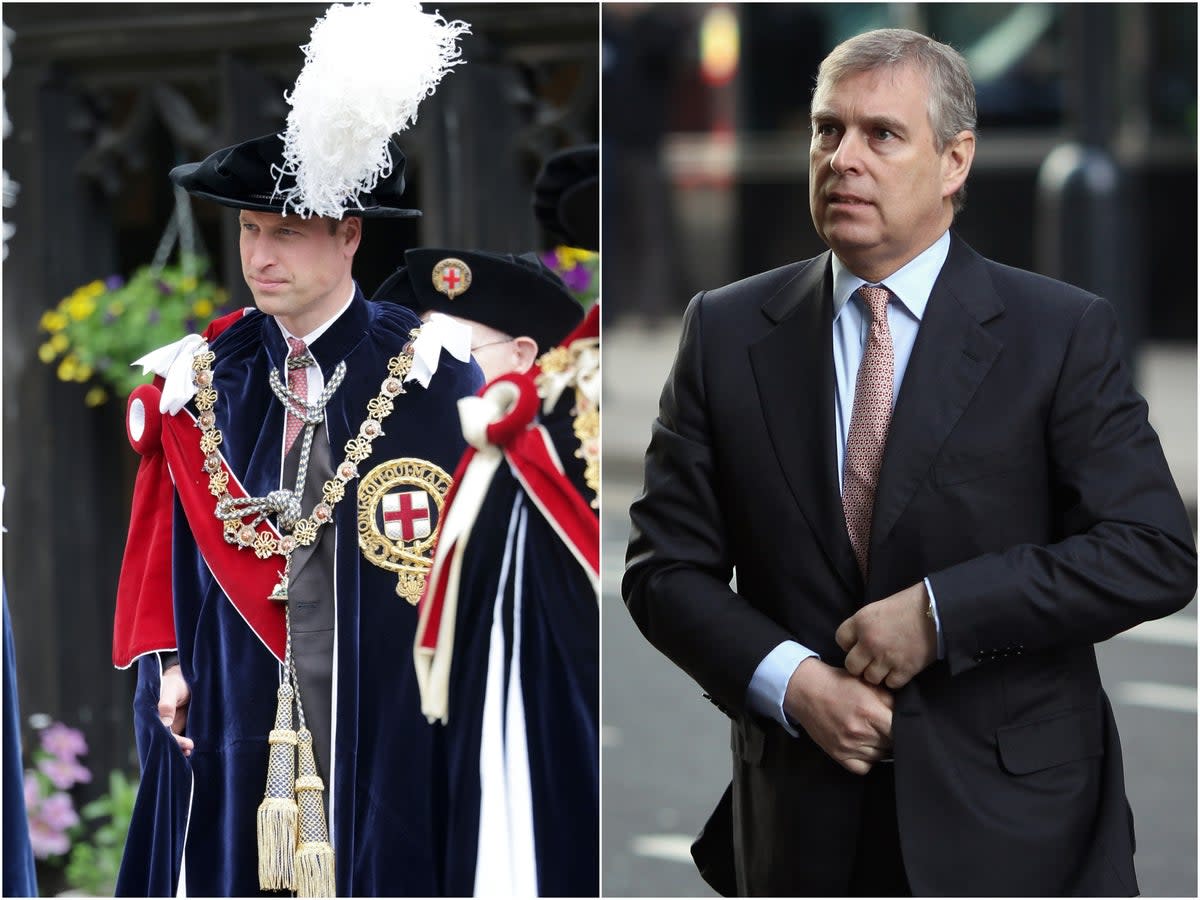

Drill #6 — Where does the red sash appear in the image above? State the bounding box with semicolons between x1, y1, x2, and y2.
112;312;287;668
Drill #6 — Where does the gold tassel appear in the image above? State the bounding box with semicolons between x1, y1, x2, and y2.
257;682;299;891
294;728;336;897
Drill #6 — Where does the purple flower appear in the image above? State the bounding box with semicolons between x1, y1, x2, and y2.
23;771;42;808
104;274;126;291
28;817;70;859
562;264;591;293
38;792;80;831
40;721;88;761
146;309;161;325
156;280;171;295
540;251;558;270
37;756;92;790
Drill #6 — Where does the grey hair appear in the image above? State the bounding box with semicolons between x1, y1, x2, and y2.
814;28;977;212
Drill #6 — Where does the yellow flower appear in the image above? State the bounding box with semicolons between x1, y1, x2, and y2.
555;246;596;268
37;342;58;363
180;276;198;292
57;355;79;382
85;387;108;407
40;310;69;333
50;333;69;353
192;298;214;318
66;293;96;321
74;363;93;382
83;280;105;298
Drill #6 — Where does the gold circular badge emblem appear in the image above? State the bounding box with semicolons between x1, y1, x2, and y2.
432;257;472;300
357;458;453;604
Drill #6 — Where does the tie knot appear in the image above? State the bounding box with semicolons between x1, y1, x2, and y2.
286;337;307;358
858;285;891;324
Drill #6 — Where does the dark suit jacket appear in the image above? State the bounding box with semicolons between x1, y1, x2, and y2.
623;234;1196;896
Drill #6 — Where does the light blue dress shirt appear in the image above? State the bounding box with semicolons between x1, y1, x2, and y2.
746;231;950;735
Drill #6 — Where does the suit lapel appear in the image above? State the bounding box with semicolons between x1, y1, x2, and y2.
870;236;1005;554
749;254;862;597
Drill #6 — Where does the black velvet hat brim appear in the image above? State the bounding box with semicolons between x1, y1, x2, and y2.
168;133;422;219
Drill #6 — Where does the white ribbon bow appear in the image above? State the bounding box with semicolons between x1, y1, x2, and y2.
131;333;209;415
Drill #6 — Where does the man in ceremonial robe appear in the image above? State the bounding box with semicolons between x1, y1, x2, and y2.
405;146;601;897
111;131;482;896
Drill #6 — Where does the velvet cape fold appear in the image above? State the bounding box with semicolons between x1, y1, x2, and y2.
430;380;599;896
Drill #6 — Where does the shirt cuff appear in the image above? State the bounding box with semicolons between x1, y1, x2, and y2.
746;641;818;737
924;576;945;660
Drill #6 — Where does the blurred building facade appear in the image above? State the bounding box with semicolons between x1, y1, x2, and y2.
2;1;597;805
602;2;1196;348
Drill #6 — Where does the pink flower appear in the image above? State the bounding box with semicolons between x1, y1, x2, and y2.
28;817;70;859
39;722;88;761
23;771;42;809
38;792;80;831
37;755;92;790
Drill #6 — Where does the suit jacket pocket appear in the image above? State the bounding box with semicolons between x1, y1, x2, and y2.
933;440;1037;487
996;707;1103;775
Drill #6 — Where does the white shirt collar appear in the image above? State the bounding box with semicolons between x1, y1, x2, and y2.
831;230;951;322
275;286;357;347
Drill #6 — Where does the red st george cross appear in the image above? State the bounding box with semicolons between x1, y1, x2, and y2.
440;267;462;293
382;490;432;542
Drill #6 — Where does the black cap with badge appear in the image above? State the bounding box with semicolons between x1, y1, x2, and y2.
372;248;583;354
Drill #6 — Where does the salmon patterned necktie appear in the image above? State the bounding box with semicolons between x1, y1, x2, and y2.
842;285;894;577
284;337;309;453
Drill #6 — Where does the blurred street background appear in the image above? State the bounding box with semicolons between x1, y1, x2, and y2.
602;2;1196;896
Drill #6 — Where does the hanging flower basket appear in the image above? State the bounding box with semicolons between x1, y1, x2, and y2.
38;254;232;405
37;185;232;406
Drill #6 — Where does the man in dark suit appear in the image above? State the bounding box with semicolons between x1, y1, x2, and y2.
623;27;1196;897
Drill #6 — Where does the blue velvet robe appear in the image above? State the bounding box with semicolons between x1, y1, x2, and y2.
435;391;599;896
3;590;38;898
116;291;482;896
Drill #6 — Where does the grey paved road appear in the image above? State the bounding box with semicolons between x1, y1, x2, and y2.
601;324;1197;897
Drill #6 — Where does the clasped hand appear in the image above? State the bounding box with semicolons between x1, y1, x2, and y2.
836;581;937;690
783;582;937;775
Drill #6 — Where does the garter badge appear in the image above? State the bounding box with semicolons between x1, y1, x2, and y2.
432;257;471;300
358;458;453;604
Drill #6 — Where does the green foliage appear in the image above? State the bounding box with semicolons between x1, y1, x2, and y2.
64;770;138;896
38;253;233;405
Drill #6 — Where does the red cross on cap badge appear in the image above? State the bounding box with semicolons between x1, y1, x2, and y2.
432;257;472;300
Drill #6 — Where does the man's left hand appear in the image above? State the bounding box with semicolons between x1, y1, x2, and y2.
836;582;937;690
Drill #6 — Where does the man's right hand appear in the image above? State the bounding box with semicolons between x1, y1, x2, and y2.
158;664;195;757
783;657;893;775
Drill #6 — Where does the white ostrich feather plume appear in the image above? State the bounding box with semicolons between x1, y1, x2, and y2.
276;1;470;218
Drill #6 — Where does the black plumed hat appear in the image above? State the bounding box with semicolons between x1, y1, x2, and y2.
532;144;598;252
169;133;420;219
